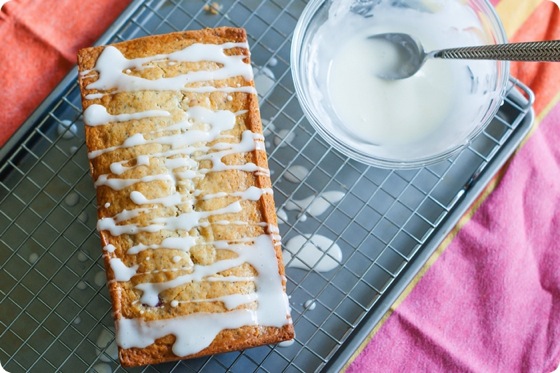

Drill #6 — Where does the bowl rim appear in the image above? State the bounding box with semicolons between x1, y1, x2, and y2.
290;0;511;169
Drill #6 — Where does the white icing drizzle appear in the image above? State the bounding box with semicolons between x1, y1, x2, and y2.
117;310;255;355
98;201;242;236
201;186;272;201
107;263;196;283
118;235;289;356
83;104;171;126
109;258;139;281
95;173;174;190
85;39;290;356
172;292;258;310
86;42;253;93
126;234;277;256
127;236;197;254
130;190;183;207
103;244;116;253
205;275;255;282
183;85;256;94
85;93;105;100
137;155;150;165
110;207;150;223
267;224;282;243
136;254;244;306
86;106;237;160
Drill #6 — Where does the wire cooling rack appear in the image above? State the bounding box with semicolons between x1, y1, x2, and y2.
0;0;534;372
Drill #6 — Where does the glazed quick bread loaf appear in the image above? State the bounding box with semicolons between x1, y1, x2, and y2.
77;28;294;367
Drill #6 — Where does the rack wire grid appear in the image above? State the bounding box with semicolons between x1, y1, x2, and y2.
0;0;535;372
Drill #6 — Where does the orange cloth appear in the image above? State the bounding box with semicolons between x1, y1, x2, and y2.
0;0;132;146
508;2;560;114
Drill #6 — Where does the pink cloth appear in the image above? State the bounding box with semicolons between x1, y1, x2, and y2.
348;105;560;372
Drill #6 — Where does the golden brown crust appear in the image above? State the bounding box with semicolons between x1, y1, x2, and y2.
77;27;293;367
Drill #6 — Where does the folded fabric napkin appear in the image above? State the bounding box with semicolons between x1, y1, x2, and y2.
0;0;131;146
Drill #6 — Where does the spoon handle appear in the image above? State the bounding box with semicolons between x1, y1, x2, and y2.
433;40;560;61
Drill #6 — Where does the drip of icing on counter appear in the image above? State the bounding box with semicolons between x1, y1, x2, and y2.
94;271;106;287
273;129;294;147
78;211;88;223
64;192;79;207
283;234;342;272
96;328;118;363
284;165;309;183
92;363;112;373
83;40;291;356
278;338;295;347
304;299;317;310
276;208;288;224
57;119;78;139
285;191;345;217
28;253;38;264
253;66;275;98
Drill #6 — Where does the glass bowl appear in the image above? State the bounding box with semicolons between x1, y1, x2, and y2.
291;0;509;169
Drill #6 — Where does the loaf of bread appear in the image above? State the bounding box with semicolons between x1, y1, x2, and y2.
77;28;293;367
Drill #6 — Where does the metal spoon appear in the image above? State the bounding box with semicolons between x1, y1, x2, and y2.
370;33;560;80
